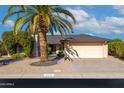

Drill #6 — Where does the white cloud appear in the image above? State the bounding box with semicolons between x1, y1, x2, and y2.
53;31;60;35
67;8;124;34
68;8;89;18
113;5;124;15
112;29;123;34
4;20;14;27
67;8;90;24
104;16;124;26
47;31;61;35
86;33;95;36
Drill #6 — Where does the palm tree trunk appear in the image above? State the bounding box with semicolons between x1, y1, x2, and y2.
39;32;48;62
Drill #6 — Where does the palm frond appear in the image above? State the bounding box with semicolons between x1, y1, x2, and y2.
8;5;20;12
2;10;25;24
52;7;76;24
4;5;76;38
13;12;33;34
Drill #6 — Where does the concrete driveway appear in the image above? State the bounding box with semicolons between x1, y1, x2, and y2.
0;56;124;78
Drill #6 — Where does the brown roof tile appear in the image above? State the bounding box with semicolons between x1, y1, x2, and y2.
47;34;111;44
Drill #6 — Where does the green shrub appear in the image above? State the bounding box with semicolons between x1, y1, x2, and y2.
108;42;122;56
11;53;27;59
57;50;64;57
2;31;34;57
108;39;123;56
2;32;17;55
116;43;124;58
11;53;20;59
20;53;27;58
48;46;52;54
112;38;123;42
0;54;2;58
0;47;7;55
18;32;34;57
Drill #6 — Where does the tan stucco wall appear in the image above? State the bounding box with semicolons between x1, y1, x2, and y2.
64;42;108;58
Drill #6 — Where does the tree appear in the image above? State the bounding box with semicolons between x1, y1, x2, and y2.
111;38;123;42
3;5;76;62
2;31;34;56
2;32;17;55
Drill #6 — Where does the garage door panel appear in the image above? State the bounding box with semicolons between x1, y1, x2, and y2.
65;44;106;58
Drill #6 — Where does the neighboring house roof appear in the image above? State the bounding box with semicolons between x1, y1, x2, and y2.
47;34;111;44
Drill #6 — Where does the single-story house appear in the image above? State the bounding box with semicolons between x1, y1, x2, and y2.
33;34;110;58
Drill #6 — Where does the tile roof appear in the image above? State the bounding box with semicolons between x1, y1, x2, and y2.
47;34;111;44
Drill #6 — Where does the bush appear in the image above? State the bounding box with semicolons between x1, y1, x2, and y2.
108;38;124;58
111;38;123;42
0;54;2;58
2;31;34;57
18;32;34;57
108;39;123;56
11;53;20;59
0;47;7;55
2;32;17;55
108;42;122;56
116;43;124;58
48;46;52;54
57;50;64;57
20;53;27;58
11;53;27;59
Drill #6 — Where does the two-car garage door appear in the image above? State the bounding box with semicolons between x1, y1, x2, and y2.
65;43;108;58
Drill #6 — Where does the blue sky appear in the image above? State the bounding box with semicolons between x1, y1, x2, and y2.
0;5;124;40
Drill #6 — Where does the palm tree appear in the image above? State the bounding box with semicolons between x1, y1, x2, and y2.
2;5;76;62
